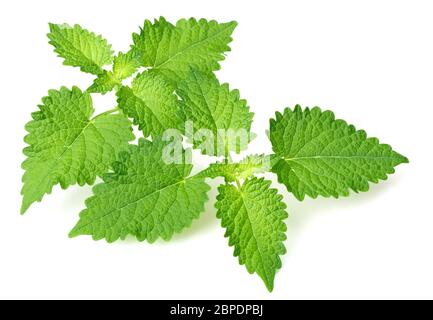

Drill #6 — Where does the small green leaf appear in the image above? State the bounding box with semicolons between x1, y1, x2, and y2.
69;138;210;243
112;50;142;80
88;50;143;94
87;71;118;94
201;155;272;182
215;177;288;291
270;105;409;200
48;23;114;75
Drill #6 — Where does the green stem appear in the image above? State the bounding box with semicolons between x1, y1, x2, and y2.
92;107;119;120
235;178;241;189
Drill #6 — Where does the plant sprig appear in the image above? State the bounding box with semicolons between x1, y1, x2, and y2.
21;17;408;291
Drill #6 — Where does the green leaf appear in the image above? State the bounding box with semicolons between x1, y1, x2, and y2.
21;87;134;214
112;50;142;80
69;138;210;243
270;105;409;200
87;71;118;94
48;23;114;75
177;69;254;156
215;177;288;291
117;71;183;138
201;155;272;182
132;17;237;85
88;51;143;94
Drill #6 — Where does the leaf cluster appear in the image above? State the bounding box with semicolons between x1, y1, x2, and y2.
22;18;408;291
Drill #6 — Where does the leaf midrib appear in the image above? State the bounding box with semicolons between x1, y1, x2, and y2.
73;177;191;233
153;23;233;70
132;90;180;133
32;117;98;189
189;70;219;134
53;28;104;72
283;155;399;161
238;188;272;288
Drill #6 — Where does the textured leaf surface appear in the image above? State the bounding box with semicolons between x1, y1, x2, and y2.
177;69;254;156
215;177;287;291
112;50;142;80
88;51;142;94
132;17;236;85
202;155;271;182
117;71;183;138
270;105;409;200
21;87;134;213
87;71;118;94
48;23;113;75
69;138;210;243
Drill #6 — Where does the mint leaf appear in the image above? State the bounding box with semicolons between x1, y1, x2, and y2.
21;87;134;214
88;51;143;94
87;71;118;94
112;50;142;80
270;105;409;200
48;23;114;75
202;155;272;182
215;177;288;291
69;138;210;243
117;71;183;138
23;19;410;292
132;17;237;85
177;69;254;156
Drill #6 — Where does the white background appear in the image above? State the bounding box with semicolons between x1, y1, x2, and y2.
1;0;432;300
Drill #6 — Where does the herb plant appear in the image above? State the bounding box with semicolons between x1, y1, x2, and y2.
21;18;408;291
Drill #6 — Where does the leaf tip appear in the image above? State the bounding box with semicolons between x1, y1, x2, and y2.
68;228;80;239
401;154;410;164
20;203;29;215
262;276;275;292
228;20;238;29
20;194;32;215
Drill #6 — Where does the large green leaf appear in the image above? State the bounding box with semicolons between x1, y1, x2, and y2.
132;17;237;85
216;177;288;291
270;105;408;200
21;87;134;213
69;138;210;243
